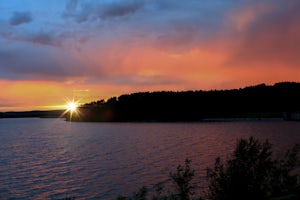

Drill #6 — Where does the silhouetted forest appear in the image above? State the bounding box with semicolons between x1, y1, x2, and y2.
68;82;300;122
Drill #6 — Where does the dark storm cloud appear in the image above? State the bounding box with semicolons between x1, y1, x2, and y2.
1;31;56;47
99;1;143;19
0;27;78;48
26;32;65;47
63;0;143;23
0;43;84;81
10;11;33;25
59;0;238;54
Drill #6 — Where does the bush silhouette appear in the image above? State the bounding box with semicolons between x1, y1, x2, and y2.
117;137;299;200
169;158;196;200
207;137;299;200
117;159;197;200
117;186;148;200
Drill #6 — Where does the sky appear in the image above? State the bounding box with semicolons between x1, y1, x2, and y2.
1;0;300;111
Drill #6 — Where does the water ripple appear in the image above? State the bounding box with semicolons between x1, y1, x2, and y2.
0;119;299;199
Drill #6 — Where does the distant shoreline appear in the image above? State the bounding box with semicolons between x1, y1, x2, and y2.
0;110;64;119
2;82;300;122
0;112;286;123
201;117;284;122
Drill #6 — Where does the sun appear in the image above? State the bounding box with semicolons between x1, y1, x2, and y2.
66;102;78;112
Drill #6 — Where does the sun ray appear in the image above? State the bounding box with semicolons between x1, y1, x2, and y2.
60;97;82;121
66;102;78;112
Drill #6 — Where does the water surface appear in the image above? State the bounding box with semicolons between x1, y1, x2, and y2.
0;118;299;199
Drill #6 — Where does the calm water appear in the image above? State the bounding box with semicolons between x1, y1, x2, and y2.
0;118;299;199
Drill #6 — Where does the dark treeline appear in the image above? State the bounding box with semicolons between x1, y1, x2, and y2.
0;110;64;118
68;82;300;122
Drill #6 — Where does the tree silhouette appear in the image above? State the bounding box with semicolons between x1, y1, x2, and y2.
67;82;300;122
114;137;299;200
169;159;196;200
207;137;300;200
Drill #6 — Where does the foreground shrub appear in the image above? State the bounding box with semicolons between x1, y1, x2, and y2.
207;137;299;200
117;159;198;200
118;137;299;200
169;158;196;200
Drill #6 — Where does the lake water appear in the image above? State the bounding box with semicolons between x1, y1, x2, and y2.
0;118;299;199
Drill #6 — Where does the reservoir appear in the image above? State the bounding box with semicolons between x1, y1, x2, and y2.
0;118;299;199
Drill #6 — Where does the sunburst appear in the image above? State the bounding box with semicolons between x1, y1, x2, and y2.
62;98;81;121
66;102;78;112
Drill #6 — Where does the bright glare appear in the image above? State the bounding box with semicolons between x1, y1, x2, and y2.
66;102;77;112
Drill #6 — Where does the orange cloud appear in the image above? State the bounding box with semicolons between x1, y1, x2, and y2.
2;1;300;111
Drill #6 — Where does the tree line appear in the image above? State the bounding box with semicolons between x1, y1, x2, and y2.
68;82;300;122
